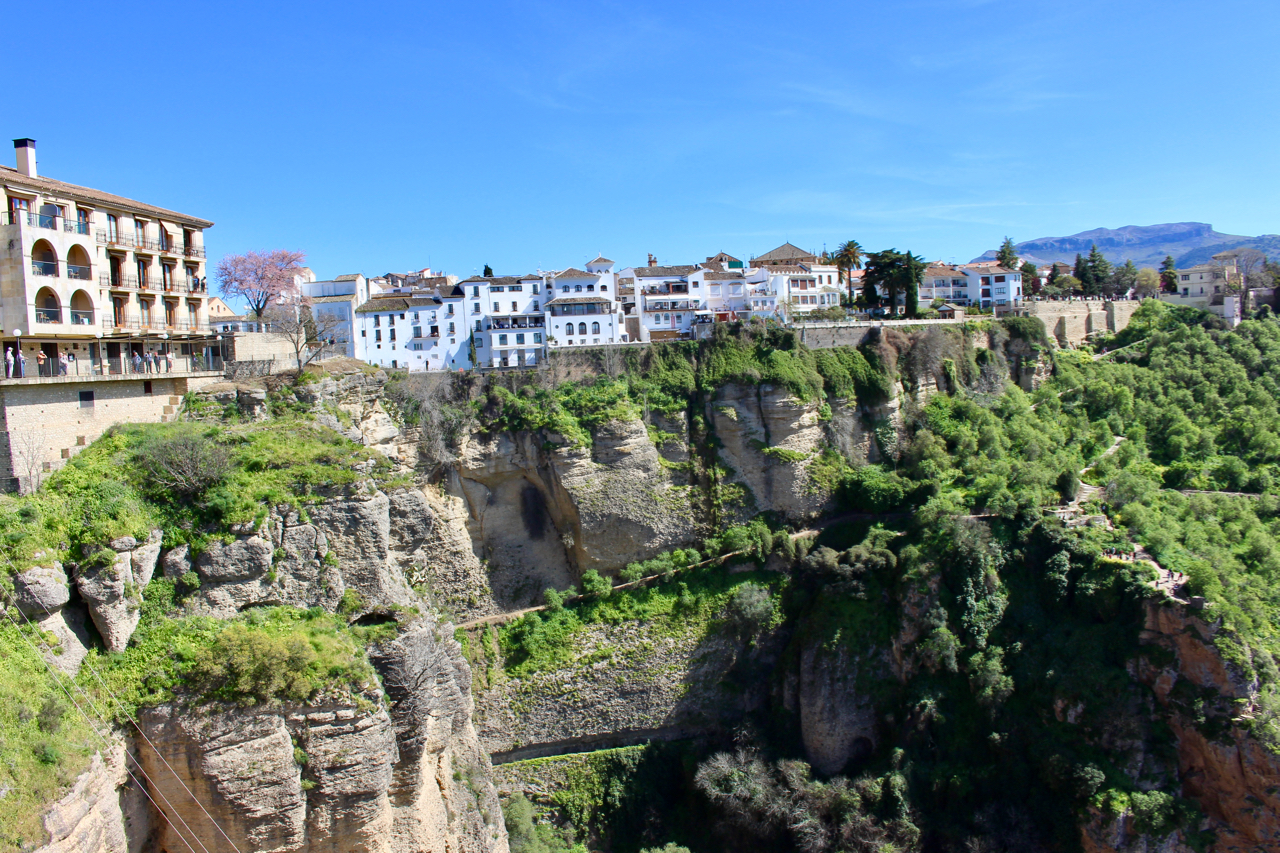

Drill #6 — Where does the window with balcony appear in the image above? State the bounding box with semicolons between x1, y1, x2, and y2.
135;220;147;246
107;214;118;242
162;264;173;290
139;299;153;327
75;209;90;235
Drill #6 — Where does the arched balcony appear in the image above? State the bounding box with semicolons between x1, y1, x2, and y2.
30;240;58;278
34;286;62;324
66;245;92;281
69;290;95;326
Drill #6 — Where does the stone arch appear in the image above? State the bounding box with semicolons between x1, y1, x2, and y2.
30;239;57;275
34;286;62;324
65;244;92;280
69;289;95;326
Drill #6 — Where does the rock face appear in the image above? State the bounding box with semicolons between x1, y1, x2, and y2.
454;417;699;607
710;383;831;521
34;736;136;853
73;529;162;653
130;621;506;853
786;641;879;776
1132;598;1280;852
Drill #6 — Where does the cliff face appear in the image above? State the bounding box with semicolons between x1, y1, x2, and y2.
1129;598;1280;852
131;623;505;853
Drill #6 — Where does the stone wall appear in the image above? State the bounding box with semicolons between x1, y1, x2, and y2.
0;373;223;490
1027;299;1143;347
227;331;303;364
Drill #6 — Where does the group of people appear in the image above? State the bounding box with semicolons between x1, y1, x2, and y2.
132;350;175;373
4;347;78;378
1104;547;1139;561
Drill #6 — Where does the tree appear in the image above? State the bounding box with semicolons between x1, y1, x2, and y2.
1081;244;1112;296
1106;259;1138;297
1216;248;1268;314
1019;261;1041;295
1051;274;1082;296
1072;253;1087;283
834;240;865;307
1159;255;1179;293
215;250;306;322
1134;267;1161;298
482;264;494;277
265;301;347;371
996;237;1019;270
137;432;231;498
863;249;925;317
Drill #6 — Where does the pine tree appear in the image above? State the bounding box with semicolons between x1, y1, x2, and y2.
1073;253;1087;284
1159;255;1178;292
1020;261;1040;295
1082;244;1111;296
483;264;493;277
996;237;1019;269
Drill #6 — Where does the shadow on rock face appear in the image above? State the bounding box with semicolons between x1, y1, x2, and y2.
520;483;549;540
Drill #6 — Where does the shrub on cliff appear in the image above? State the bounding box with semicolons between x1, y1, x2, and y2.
135;429;230;498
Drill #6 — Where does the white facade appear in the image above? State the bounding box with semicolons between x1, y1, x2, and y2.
960;264;1023;309
355;287;472;372
546;266;625;347
463;275;548;368
615;264;699;339
302;275;369;358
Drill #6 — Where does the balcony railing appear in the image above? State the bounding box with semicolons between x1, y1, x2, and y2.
67;264;92;281
31;260;58;277
70;310;95;326
65;220;91;236
96;229;136;247
4;352;226;382
184;245;206;259
102;273;140;290
35;308;61;324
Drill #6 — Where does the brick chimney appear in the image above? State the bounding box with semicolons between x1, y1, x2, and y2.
13;139;36;178
647;253;657;267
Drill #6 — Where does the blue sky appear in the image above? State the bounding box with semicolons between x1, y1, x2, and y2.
8;0;1278;290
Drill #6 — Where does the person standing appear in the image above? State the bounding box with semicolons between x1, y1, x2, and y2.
58;351;68;376
35;350;46;376
5;347;12;378
166;350;175;373
17;349;26;378
132;350;142;373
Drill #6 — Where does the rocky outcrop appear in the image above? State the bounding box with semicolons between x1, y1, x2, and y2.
131;621;506;853
454;418;698;606
34;735;135;853
11;564;70;617
74;529;162;653
710;383;830;521
1134;597;1280;852
783;641;879;776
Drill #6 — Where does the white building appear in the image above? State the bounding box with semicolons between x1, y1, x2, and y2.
922;263;970;306
461;274;548;368
617;263;699;341
354;283;472;372
959;263;1023;310
301;274;370;357
546;265;625;348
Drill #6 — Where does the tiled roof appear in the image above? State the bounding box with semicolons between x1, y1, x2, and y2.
458;275;525;286
962;264;1018;275
555;268;596;280
753;242;816;263
0;165;213;227
354;296;439;313
311;295;356;304
635;264;697;278
334;274;363;281
702;271;745;280
588;255;614;265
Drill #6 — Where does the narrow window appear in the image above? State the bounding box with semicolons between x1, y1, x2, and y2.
144;381;153;394
79;390;94;408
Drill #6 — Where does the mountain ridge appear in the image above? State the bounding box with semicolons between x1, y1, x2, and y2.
972;222;1279;268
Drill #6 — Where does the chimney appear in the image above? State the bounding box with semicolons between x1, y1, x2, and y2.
647;253;657;267
13;139;36;178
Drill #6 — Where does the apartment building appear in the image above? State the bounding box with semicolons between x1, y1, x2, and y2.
959;263;1023;310
355;282;474;371
301;274;370;358
617;263;700;341
922;263;970;305
462;274;548;368
1158;258;1242;326
0;139;220;490
546;264;625;348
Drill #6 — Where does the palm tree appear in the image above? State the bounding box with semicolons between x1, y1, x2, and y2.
834;240;865;307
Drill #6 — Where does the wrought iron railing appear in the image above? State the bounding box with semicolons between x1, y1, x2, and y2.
70;310;94;326
66;264;92;281
31;260;58;277
35;308;61;324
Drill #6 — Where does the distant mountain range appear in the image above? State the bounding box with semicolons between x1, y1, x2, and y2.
972;223;1280;269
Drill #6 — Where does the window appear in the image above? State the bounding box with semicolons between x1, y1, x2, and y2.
374;315;380;327
516;333;525;345
534;332;543;343
361;329;366;337
399;313;405;320
510;285;522;292
79;391;94;408
675;314;683;325
994;275;1006;283
561;285;569;293
448;322;455;333
475;337;483;347
162;264;173;289
107;214;118;241
600;285;607;292
533;302;539;311
532;283;540;293
413;312;420;322
447;304;454;315
144;381;153;395
499;334;508;346
375;329;382;342
135;220;146;244
389;329;397;341
578;322;587;335
472;286;480;297
493;302;500;312
1181;274;1190;281
591;322;600;334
